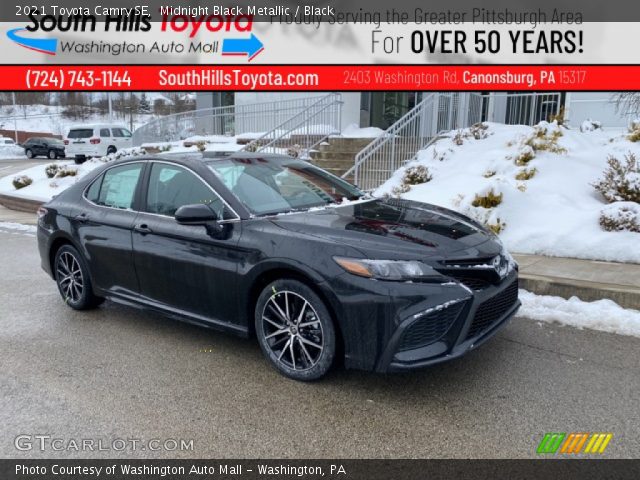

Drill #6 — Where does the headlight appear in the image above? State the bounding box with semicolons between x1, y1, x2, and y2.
501;246;518;270
333;257;443;281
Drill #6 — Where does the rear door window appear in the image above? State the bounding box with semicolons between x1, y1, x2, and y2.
68;129;93;139
94;164;143;210
100;128;111;137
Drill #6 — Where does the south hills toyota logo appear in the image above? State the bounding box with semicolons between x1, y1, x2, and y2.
7;10;263;60
7;27;57;55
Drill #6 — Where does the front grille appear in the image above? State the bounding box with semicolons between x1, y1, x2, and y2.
438;255;504;291
399;302;465;352
442;272;493;291
465;279;519;340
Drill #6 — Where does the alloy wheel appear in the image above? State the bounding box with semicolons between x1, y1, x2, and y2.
261;290;324;371
56;251;84;304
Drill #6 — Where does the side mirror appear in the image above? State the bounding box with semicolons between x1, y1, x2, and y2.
175;203;218;225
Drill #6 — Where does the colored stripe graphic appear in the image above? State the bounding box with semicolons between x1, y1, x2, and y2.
573;433;590;453
560;433;589;454
584;433;613;454
537;433;565;454
539;433;613;455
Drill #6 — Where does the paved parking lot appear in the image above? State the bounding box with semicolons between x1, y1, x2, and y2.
1;229;639;459
0;157;46;177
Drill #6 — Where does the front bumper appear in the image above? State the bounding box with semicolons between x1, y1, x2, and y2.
383;271;520;372
327;269;520;372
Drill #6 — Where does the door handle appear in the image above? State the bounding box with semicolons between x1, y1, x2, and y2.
74;213;90;223
134;224;153;235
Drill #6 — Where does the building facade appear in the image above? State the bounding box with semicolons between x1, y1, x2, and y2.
196;91;635;132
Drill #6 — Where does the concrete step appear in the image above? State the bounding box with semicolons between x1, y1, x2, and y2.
288;134;328;144
326;137;375;149
319;146;371;155
515;254;640;310
310;151;358;162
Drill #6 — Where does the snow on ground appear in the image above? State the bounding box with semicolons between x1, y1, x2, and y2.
337;123;384;138
0;222;37;236
206;143;245;153
520;290;640;338
0;144;25;159
377;122;640;263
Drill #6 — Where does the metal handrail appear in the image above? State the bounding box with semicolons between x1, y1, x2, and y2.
344;92;486;190
344;93;437;190
132;95;337;146
240;93;342;157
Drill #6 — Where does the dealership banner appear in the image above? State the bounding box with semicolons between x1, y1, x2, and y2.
2;65;640;91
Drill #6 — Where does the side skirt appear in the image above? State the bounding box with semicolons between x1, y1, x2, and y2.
105;292;250;338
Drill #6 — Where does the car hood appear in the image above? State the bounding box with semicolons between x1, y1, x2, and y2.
270;198;501;260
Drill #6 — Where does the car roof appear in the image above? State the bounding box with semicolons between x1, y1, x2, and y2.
108;152;294;170
68;124;127;129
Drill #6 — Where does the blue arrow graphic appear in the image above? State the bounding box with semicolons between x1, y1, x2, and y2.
222;33;264;61
7;28;57;55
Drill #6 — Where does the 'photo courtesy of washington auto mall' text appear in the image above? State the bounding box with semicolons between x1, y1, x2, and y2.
0;0;639;478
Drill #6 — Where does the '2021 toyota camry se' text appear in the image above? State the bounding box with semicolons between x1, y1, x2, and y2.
37;153;520;381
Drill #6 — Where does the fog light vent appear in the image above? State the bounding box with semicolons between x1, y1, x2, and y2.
399;301;465;351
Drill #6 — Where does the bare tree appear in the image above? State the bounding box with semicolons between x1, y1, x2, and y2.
612;93;640;116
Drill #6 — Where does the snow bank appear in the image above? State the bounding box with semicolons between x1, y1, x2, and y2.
520;290;640;338
0;222;37;236
206;143;245;153
338;123;384;138
0;145;25;159
377;122;640;263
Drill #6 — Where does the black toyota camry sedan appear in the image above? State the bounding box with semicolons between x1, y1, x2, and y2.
37;153;520;381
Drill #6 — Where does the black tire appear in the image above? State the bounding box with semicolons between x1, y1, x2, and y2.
48;149;57;159
107;146;117;155
53;245;104;310
255;279;336;381
74;155;85;164
25;149;34;159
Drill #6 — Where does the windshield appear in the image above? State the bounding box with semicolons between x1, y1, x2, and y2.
207;157;364;215
68;129;93;139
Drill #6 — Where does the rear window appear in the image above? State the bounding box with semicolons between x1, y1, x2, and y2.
68;129;93;139
48;138;64;145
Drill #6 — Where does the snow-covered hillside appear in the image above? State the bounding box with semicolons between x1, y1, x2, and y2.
0;104;157;137
377;122;640;263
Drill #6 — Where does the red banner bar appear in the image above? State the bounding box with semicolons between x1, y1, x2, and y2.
1;65;639;91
